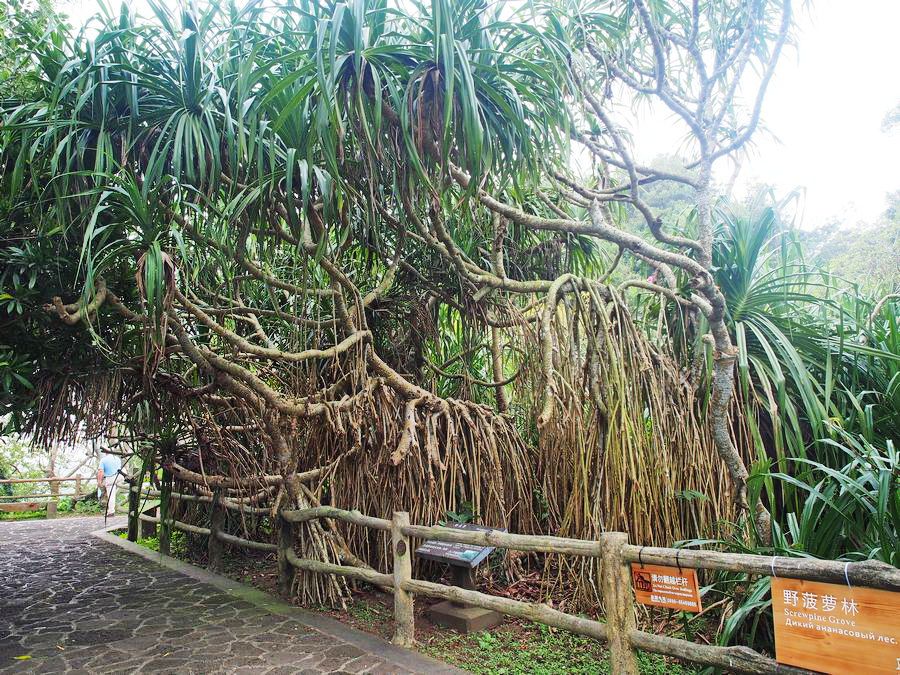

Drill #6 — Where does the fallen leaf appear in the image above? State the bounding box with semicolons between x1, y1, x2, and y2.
13;656;31;660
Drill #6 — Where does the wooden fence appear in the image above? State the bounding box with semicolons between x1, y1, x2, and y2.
131;472;900;675
0;476;95;515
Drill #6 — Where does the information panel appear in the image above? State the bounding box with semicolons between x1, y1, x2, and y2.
772;577;899;674
415;523;503;568
630;563;702;612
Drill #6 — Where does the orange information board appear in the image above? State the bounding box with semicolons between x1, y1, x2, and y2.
772;577;899;674
630;563;702;612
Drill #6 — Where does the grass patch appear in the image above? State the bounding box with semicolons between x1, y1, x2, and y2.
421;621;698;675
118;529;187;556
0;509;45;521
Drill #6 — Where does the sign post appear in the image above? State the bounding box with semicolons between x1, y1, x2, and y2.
772;577;899;673
416;523;504;633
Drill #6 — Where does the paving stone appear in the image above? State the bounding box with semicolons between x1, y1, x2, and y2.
0;517;452;674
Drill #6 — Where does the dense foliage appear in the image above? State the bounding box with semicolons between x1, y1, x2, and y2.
0;0;896;640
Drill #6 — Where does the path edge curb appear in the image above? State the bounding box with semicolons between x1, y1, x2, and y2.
91;524;466;674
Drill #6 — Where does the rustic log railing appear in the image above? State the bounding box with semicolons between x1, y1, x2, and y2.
136;471;900;675
0;476;95;516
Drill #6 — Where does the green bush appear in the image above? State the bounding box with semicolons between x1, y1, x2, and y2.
681;425;899;653
74;499;101;515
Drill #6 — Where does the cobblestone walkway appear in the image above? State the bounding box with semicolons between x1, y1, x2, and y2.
0;517;455;674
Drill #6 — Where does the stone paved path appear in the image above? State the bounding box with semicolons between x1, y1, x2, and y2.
0;517;457;674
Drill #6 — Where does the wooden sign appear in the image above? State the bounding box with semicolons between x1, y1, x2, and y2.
772;577;899;674
630;564;702;612
415;523;504;569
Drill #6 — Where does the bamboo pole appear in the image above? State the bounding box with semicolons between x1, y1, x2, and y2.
600;532;639;674
391;511;415;648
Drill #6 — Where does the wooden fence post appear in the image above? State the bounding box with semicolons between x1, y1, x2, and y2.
277;510;296;597
208;488;225;572
159;468;173;556
127;481;140;542
46;479;58;519
75;476;82;496
391;511;415;648
600;532;639;675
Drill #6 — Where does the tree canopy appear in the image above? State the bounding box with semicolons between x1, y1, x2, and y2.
5;0;897;611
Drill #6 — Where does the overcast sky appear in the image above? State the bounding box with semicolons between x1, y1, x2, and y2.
59;0;900;229
632;0;900;229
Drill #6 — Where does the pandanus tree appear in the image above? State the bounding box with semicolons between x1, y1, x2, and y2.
1;0;792;603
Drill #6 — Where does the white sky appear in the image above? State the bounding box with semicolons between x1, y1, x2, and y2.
59;0;900;229
632;0;900;228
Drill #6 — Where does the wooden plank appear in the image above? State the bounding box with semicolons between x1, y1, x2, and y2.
0;502;44;512
772;577;900;674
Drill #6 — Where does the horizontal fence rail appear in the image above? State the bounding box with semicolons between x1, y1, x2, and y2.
0;476;95;514
622;544;900;590
134;472;899;675
0;476;93;485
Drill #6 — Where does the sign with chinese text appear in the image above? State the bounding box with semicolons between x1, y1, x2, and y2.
630;564;702;612
772;577;899;673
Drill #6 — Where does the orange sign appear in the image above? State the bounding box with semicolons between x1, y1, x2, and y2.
772;577;899;674
630;564;702;612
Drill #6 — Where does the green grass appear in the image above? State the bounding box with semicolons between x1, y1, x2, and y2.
0;509;45;521
118;529;187;556
346;600;392;624
421;621;698;675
